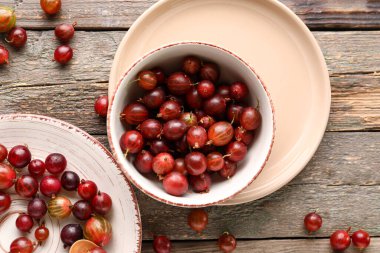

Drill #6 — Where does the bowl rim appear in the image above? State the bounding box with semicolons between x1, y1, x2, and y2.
107;41;276;207
0;113;142;253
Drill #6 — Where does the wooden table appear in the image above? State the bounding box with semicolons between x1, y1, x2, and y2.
1;0;379;252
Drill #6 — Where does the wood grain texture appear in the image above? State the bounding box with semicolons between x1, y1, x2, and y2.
1;75;379;134
141;238;380;253
95;132;380;239
0;0;379;29
1;31;379;86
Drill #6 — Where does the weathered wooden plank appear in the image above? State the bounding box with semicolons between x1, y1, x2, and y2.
141;238;380;253
1;31;379;87
0;0;379;29
1;74;379;134
92;133;380;240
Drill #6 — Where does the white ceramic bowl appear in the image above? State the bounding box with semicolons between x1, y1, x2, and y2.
108;42;275;207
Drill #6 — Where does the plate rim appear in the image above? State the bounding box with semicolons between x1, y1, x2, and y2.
0;113;142;253
108;0;331;205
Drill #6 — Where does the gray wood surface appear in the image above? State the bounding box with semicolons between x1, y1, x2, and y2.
141;238;380;253
0;0;379;29
0;0;379;252
1;31;379;133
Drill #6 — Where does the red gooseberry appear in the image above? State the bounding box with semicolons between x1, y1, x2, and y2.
0;163;16;190
0;143;8;162
134;150;154;174
153;235;171;253
189;173;212;193
200;62;219;83
40;0;61;15
8;145;31;168
91;192;112;216
94;95;109;117
167;72;192;95
218;232;237;253
152;153;175;176
330;228;351;251
182;55;201;75
121;103;149;125
78;180;98;201
54;45;73;64
352;229;371;250
207;122;234;146
240;107;261;131
55;22;76;42
185;152;207;176
120;130;144;155
0;192;11;213
45;153;67;174
188;209;208;233
138;70;158;91
163;171;189;196
304;212;322;233
6;27;27;48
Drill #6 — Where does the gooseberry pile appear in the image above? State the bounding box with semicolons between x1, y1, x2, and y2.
119;56;262;196
0;143;112;253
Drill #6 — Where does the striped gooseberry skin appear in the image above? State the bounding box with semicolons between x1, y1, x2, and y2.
167;72;192;95
119;130;144;155
15;175;38;198
206;152;224;172
0;7;16;33
121;103;149;125
48;196;72;219
84;215;112;247
207;121;234;146
0;163;16;190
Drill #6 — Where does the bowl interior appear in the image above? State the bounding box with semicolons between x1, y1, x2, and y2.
109;43;274;206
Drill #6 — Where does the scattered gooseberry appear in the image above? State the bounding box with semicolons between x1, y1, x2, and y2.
6;27;27;48
304;212;322;233
55;22;76;42
218;232;237;253
94;95;109;117
352;229;370;250
330;228;351;251
188;209;208;233
54;45;73;64
40;0;61;15
153;235;171;253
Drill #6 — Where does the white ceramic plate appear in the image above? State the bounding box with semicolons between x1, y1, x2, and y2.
108;0;331;205
0;114;141;253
